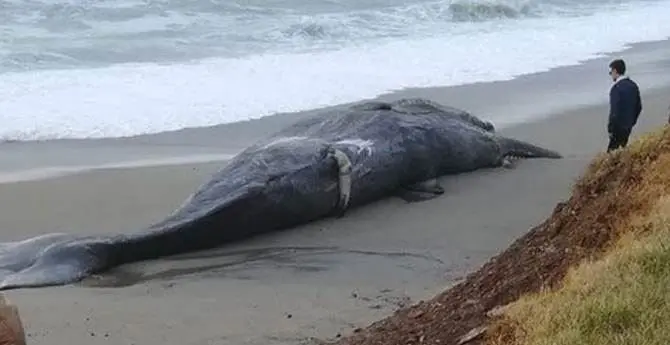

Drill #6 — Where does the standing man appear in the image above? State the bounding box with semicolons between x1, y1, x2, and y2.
607;58;642;152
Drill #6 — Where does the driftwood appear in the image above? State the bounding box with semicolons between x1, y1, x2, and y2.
0;294;26;345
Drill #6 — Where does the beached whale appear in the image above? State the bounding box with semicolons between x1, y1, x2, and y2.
0;98;561;290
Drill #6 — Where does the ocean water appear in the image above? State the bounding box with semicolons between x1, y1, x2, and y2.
2;0;670;141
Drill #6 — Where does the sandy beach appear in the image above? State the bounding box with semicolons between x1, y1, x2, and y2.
1;40;670;345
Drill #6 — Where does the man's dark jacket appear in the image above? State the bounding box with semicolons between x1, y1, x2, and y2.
608;77;642;133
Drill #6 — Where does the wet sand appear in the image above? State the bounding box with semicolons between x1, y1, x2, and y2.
1;40;670;345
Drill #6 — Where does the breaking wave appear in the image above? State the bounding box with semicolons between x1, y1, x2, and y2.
2;0;670;141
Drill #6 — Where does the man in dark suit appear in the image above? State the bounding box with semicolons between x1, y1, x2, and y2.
607;59;642;152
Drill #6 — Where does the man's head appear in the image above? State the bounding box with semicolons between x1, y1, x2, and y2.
609;59;626;81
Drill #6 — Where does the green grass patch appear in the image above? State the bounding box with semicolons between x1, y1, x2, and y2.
490;197;670;345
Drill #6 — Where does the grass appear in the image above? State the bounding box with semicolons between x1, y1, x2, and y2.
486;125;670;345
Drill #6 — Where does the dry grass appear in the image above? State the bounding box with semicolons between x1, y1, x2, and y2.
487;125;670;345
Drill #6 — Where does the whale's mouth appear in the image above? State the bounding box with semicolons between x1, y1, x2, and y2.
501;154;523;168
496;136;562;169
498;137;562;160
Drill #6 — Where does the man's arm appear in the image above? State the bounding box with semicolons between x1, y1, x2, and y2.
634;85;642;124
608;85;621;133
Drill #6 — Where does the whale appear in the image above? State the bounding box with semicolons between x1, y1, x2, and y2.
0;98;561;290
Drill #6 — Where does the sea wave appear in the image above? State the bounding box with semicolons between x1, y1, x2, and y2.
0;0;599;72
273;0;542;42
2;0;670;141
447;0;538;21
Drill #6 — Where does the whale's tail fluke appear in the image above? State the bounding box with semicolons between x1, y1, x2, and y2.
0;234;113;290
498;137;563;159
0;183;268;291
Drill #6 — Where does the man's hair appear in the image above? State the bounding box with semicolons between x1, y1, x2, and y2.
609;59;626;75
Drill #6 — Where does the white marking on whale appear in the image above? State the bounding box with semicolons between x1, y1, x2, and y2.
335;139;375;156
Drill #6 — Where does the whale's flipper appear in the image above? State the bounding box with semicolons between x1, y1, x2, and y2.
397;178;445;203
498;137;563;160
0;235;112;290
329;148;353;218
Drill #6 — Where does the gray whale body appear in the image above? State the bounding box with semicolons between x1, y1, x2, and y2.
0;98;561;290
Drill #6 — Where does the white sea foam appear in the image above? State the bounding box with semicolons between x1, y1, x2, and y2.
1;0;670;141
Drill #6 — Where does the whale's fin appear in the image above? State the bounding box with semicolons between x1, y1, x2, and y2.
498;137;563;160
0;235;112;290
397;178;445;203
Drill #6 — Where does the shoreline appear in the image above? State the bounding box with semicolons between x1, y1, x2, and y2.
3;37;670;184
1;37;669;144
2;26;670;144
